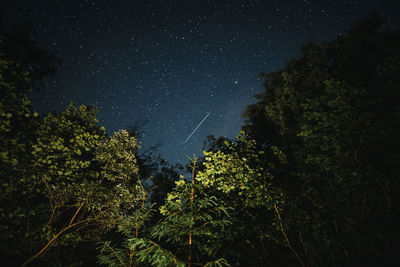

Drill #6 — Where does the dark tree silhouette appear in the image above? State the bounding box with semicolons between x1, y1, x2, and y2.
242;11;400;266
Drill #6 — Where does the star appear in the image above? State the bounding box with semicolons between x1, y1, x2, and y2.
2;0;399;164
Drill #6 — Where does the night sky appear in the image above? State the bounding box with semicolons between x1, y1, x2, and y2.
2;0;399;165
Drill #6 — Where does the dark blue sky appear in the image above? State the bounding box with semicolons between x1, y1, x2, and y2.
2;0;399;164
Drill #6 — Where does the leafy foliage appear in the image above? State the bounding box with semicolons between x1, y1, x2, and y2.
98;157;233;266
242;11;400;266
1;12;399;266
0;55;145;265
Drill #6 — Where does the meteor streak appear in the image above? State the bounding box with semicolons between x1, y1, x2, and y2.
184;112;211;143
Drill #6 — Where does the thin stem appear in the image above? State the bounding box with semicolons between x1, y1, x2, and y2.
274;204;305;267
69;202;84;226
20;217;94;267
104;242;126;267
129;249;135;267
375;179;391;208
188;159;196;267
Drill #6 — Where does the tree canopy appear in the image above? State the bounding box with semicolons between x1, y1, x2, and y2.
241;11;400;266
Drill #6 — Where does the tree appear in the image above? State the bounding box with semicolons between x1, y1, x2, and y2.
0;78;146;265
23;126;145;266
97;133;296;267
98;156;232;267
0;21;147;266
242;12;400;266
0;54;43;264
197;133;292;266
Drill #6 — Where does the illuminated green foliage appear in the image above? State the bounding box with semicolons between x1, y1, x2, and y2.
0;58;145;264
98;157;233;266
2;12;400;266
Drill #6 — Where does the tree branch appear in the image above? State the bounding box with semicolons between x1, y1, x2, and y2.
274;204;305;267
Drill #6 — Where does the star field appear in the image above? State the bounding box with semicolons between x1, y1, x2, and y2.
2;0;399;164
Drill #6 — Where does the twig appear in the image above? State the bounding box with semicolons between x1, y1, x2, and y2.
104;242;126;267
20;217;94;266
375;179;391;208
69;202;84;226
274;204;305;267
